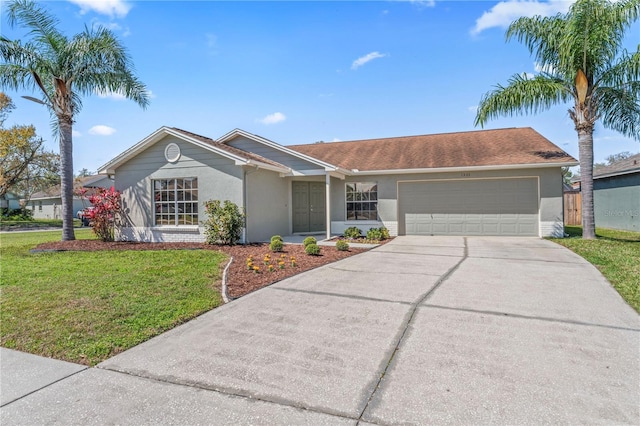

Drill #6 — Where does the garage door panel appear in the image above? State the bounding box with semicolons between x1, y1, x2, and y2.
399;179;539;236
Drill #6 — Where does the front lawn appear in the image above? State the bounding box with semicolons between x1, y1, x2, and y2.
0;230;226;365
550;226;640;313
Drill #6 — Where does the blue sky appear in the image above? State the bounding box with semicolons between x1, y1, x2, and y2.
2;0;638;173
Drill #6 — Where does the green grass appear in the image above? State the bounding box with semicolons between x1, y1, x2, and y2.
1;230;226;365
550;226;640;313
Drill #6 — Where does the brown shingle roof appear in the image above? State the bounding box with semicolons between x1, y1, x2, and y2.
593;153;640;178
171;127;288;170
288;127;576;171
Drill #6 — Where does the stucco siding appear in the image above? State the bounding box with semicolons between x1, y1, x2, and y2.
226;136;323;171
594;173;640;232
328;167;564;237
245;168;289;242
114;135;244;242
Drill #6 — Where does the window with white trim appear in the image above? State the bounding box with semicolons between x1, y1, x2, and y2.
346;182;378;221
153;178;198;225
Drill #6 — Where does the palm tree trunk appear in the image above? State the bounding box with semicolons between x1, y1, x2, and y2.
59;118;75;241
578;127;596;239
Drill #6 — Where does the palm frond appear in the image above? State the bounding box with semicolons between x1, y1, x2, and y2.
596;49;640;89
597;85;640;140
66;26;150;109
475;74;572;127
6;0;66;54
506;15;565;75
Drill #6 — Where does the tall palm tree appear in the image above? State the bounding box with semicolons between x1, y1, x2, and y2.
475;0;639;239
0;0;149;240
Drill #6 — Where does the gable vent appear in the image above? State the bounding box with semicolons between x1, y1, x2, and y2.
164;143;181;163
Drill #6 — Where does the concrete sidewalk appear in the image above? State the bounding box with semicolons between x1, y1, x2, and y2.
2;236;638;424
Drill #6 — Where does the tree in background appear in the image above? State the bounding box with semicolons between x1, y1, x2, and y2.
475;0;639;239
0;0;149;240
76;168;93;178
0;92;58;204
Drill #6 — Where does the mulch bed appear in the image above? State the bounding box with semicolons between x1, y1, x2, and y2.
32;240;368;299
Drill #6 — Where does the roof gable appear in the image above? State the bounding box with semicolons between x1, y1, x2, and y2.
288;127;577;172
98;127;290;175
217;128;346;173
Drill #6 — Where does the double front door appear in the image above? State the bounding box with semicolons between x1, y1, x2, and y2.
292;181;325;233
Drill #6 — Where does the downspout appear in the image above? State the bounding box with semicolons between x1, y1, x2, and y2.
326;172;331;240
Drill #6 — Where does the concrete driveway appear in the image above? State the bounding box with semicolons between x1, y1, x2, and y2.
2;236;638;424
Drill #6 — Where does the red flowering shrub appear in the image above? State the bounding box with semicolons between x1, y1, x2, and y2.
78;186;122;242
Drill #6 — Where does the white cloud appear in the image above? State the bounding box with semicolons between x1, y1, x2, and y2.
89;125;116;136
523;72;536;79
331;138;342;142
257;112;286;125
351;51;387;70
72;130;82;137
409;0;436;8
96;89;126;100
467;105;478;113
95;89;156;100
68;0;132;18
471;0;574;35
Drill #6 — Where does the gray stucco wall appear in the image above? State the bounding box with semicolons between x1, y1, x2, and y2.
594;173;639;232
114;135;244;241
329;167;564;237
245;168;289;242
226;136;323;171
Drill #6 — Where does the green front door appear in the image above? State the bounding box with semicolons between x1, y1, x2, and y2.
292;181;325;233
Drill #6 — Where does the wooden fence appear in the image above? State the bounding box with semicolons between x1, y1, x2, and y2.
564;192;582;226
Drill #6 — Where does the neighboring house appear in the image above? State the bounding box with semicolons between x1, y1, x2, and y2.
98;126;577;243
0;192;22;210
30;175;113;220
592;153;640;232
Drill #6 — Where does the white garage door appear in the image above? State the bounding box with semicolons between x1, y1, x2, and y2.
398;178;539;236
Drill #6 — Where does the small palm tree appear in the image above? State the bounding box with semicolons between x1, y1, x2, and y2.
0;0;149;240
475;0;639;239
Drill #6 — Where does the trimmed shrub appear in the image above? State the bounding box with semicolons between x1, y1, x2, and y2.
271;235;283;243
302;236;317;247
305;243;321;256
343;226;362;239
335;239;349;251
203;200;245;245
379;227;390;240
366;227;390;241
269;239;284;252
81;186;122;242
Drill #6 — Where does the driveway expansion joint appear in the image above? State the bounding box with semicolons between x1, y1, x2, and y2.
356;237;469;422
328;265;443;277
422;304;640;332
272;287;412;305
0;366;88;408
468;254;585;264
96;365;365;423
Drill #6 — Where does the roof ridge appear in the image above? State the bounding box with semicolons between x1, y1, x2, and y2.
288;127;527;148
170;127;218;143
